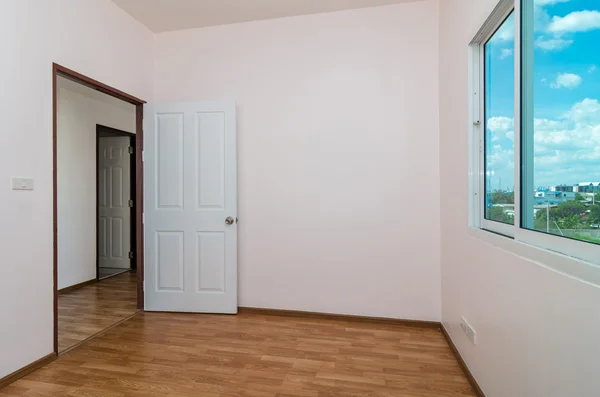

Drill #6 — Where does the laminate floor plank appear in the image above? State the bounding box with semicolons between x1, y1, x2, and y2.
58;271;138;352
3;311;476;396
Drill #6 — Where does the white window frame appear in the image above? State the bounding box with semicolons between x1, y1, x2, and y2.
469;0;600;269
470;0;516;238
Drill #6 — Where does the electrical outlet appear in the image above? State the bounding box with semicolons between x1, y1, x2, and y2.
460;316;477;345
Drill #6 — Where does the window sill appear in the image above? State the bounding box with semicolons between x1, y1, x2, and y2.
467;227;600;287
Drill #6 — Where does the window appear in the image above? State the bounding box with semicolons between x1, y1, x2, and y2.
521;0;600;246
471;0;600;266
484;12;515;226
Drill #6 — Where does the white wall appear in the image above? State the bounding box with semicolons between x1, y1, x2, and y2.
0;0;153;379
154;1;441;321
57;77;136;290
439;1;600;396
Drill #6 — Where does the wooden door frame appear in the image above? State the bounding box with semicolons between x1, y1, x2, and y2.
96;125;137;281
52;63;146;354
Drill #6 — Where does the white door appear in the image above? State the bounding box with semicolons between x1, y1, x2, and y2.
98;137;132;270
144;101;237;313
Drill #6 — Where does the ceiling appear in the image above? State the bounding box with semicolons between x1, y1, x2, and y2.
111;0;418;33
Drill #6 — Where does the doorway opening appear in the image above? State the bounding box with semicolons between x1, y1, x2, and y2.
97;125;136;281
53;64;145;355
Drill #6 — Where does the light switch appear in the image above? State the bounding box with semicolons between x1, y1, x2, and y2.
12;177;34;191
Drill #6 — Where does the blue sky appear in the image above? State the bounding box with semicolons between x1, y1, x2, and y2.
485;0;600;191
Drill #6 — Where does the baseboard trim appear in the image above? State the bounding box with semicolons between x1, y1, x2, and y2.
98;268;131;281
0;353;56;390
58;278;97;295
238;306;441;329
440;324;486;397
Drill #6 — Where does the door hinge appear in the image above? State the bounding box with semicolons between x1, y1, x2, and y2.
128;199;134;208
143;280;145;291
128;146;134;154
142;150;145;162
128;251;134;259
142;213;145;224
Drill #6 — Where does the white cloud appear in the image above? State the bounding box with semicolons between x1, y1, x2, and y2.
487;117;514;145
488;117;514;133
548;10;600;34
535;0;570;5
531;99;600;185
486;99;600;187
568;98;600;125
499;48;514;59
532;122;600;179
534;118;570;131
486;144;514;171
535;36;573;51
550;73;582;89
589;65;597;73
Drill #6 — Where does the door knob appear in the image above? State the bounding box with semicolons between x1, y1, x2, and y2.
225;216;234;225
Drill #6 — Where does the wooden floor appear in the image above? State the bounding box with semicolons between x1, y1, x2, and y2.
2;311;475;396
58;271;138;352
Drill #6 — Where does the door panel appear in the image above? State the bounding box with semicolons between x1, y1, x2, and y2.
98;137;132;270
144;101;237;313
156;231;184;291
196;112;225;209
156;113;184;209
98;217;107;257
196;232;225;292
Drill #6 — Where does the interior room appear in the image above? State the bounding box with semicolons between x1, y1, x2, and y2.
1;0;599;396
56;76;139;352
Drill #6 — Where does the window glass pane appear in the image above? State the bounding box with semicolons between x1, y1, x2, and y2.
484;13;515;225
521;0;600;245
